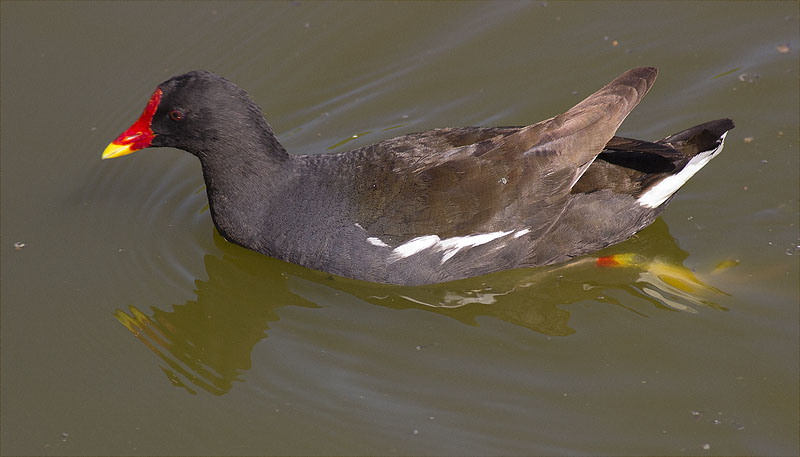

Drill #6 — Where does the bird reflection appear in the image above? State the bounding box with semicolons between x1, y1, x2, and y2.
115;218;731;395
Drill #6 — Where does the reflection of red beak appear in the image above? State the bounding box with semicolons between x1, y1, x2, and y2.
102;88;162;159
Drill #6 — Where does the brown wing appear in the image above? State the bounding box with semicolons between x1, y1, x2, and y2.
346;67;659;242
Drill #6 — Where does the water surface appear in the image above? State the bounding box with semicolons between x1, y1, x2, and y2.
1;2;798;455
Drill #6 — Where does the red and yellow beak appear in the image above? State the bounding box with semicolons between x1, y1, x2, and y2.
102;88;162;160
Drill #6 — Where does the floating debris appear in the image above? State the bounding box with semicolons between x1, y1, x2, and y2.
14;241;25;250
712;67;742;79
738;73;759;83
743;137;754;143
776;43;790;54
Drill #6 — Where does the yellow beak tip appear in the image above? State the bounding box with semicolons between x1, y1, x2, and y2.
102;142;135;160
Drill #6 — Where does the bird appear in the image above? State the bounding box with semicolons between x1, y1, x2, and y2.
103;67;733;286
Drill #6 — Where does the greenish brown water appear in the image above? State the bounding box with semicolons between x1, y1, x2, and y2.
2;2;798;455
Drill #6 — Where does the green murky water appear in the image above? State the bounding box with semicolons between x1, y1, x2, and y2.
2;2;798;455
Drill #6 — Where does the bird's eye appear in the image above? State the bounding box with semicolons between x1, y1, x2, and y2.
168;110;183;121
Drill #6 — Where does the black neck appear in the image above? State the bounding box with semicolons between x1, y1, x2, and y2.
197;130;297;254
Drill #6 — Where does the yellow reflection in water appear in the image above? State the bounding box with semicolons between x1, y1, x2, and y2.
115;220;735;395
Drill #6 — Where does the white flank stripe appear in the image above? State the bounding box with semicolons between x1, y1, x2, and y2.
637;132;727;209
388;231;516;264
513;228;531;238
367;237;390;248
390;235;441;260
437;231;513;264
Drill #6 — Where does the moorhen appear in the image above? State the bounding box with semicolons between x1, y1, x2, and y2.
103;67;733;285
